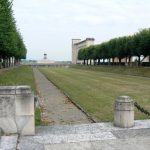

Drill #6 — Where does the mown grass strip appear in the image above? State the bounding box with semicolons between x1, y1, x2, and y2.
71;65;150;78
0;66;35;91
40;67;150;122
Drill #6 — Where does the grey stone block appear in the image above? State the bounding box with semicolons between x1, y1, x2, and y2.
0;86;16;95
0;86;35;135
15;94;34;116
16;86;32;95
0;117;17;134
0;136;18;150
15;116;35;135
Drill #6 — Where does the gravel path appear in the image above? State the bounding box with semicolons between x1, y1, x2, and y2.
33;68;90;125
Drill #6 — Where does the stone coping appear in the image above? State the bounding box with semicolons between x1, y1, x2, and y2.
0;86;32;95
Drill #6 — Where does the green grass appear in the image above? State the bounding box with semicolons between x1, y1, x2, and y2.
0;66;36;91
72;65;150;78
0;66;42;125
40;67;150;122
35;108;42;126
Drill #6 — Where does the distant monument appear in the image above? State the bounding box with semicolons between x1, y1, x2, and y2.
72;38;95;64
44;53;47;60
37;54;55;64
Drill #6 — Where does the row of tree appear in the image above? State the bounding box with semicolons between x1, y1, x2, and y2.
78;28;150;66
0;0;27;68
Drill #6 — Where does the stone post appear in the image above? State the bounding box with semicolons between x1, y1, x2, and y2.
15;86;35;135
114;96;134;128
0;128;1;140
0;86;35;135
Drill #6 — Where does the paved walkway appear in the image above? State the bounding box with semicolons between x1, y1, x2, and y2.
1;120;150;150
33;68;90;125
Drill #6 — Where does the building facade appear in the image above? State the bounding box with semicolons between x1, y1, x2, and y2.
72;38;95;64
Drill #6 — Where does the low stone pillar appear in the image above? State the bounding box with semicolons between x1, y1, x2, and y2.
0;86;35;135
0;128;1;140
114;96;134;128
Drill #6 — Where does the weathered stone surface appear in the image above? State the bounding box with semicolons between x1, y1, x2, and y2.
0;95;15;117
15;94;34;116
19;120;150;150
18;136;45;150
115;96;134;111
45;142;93;150
15;116;35;135
0;128;1;138
92;137;150;150
0;95;17;134
45;137;150;150
35;119;150;136
0;86;16;95
0;118;17;134
0;86;35;135
112;128;150;139
114;96;134;128
15;93;35;135
16;86;32;95
0;136;18;150
18;132;116;150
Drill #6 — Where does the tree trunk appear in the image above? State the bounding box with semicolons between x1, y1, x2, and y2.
128;56;131;66
9;57;11;67
3;57;6;68
90;59;91;65
112;58;114;65
103;59;105;65
125;57;127;63
119;58;121;66
83;59;85;65
108;58;110;65
98;59;100;65
138;56;141;66
0;56;2;69
87;59;88;65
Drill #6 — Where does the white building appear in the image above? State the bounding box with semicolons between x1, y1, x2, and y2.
72;38;95;64
37;54;55;64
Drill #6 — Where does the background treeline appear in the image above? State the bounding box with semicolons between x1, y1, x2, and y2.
78;28;150;66
0;0;27;68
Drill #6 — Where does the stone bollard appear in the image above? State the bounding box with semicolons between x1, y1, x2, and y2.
114;96;134;128
0;128;1;140
0;86;35;135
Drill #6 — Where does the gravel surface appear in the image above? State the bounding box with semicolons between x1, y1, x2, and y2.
33;68;90;125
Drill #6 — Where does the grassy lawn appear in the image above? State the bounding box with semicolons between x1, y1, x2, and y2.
40;67;150;122
0;66;36;91
72;65;150;78
0;66;41;125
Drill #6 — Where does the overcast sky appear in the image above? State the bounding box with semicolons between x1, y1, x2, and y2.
13;0;150;61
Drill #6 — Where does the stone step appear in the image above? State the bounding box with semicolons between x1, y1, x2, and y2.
18;120;150;150
20;131;116;145
35;120;150;136
0;136;18;150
